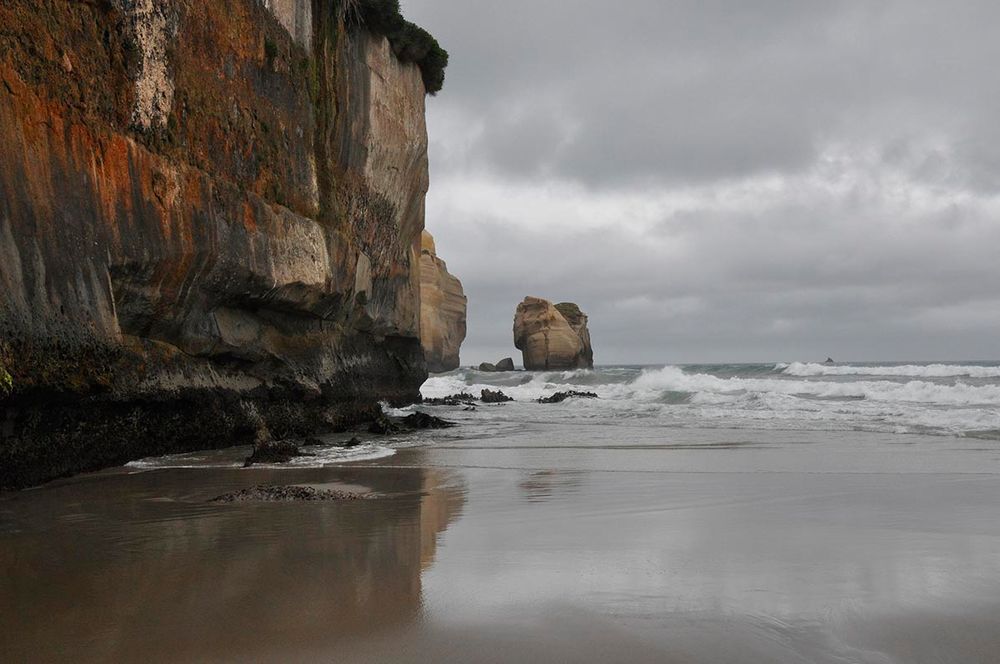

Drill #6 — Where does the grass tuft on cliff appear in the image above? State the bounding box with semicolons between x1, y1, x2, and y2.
346;0;449;94
555;302;584;319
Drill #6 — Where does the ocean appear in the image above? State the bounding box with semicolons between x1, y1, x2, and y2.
423;360;1000;439
4;361;1000;662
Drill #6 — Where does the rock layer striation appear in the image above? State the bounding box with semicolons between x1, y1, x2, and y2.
0;0;441;487
513;297;595;371
419;231;467;372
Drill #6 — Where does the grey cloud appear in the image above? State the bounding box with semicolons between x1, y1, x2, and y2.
410;0;1000;188
404;0;1000;363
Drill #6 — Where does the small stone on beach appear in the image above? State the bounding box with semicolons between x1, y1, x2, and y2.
212;485;374;502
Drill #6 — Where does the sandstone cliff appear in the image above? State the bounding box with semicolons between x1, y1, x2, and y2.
0;0;443;487
419;231;467;373
513;297;595;370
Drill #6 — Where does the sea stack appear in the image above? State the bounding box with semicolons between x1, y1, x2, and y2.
0;0;447;488
513;297;594;370
419;231;468;372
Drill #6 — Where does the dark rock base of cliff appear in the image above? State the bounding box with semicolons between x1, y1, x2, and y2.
0;389;393;490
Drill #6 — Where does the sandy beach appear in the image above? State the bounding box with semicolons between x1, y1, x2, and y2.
4;412;1000;663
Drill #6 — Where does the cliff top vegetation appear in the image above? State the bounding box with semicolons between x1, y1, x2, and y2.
555;302;584;318
346;0;449;94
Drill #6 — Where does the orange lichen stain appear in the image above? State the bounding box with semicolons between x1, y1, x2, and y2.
242;200;258;233
0;68;58;230
88;135;135;251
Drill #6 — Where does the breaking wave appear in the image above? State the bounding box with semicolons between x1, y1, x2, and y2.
635;365;1000;406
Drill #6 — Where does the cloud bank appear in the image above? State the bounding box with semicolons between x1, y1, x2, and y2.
405;0;1000;363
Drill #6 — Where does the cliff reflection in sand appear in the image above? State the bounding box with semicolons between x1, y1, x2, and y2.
0;461;466;662
518;469;586;502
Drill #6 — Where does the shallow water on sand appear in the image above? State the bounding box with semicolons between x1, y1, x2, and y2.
4;368;1000;662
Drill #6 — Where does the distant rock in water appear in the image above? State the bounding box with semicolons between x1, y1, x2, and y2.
478;357;515;372
537;391;598;404
494;357;516;371
513;297;595;370
420;231;468;373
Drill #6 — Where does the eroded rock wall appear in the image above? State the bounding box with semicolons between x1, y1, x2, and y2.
0;0;433;487
419;231;467;373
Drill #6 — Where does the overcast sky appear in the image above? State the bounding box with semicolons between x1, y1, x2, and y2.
404;0;1000;364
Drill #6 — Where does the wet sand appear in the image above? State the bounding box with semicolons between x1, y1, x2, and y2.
4;424;1000;662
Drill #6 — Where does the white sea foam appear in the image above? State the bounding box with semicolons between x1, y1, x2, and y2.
779;362;1000;378
126;442;396;470
286;443;396;466
421;374;474;398
633;365;1000;405
125;460;243;470
380;401;418;417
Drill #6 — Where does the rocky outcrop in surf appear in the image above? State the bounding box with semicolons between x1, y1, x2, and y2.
480;389;514;403
513;297;595;370
419;231;467;373
0;0;446;488
537;390;598;404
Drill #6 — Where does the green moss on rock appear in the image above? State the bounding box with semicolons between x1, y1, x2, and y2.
555;302;583;319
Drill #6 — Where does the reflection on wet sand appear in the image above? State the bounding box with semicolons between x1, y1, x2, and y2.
6;426;1000;663
518;469;586;502
0;459;465;662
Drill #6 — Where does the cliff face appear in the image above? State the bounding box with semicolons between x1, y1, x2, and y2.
513;297;595;371
0;0;435;487
419;231;467;373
